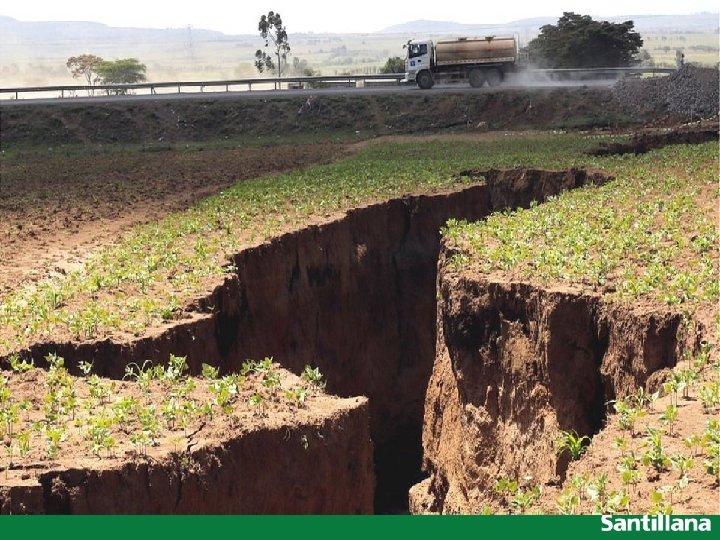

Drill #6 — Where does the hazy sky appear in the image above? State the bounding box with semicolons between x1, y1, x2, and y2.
3;1;718;34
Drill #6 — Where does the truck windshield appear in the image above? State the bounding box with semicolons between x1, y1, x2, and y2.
408;44;428;58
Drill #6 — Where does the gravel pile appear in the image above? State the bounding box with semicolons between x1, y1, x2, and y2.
614;66;719;119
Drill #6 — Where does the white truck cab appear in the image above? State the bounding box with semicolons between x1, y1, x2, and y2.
404;41;433;85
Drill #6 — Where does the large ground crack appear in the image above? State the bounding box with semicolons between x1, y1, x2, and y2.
10;168;613;513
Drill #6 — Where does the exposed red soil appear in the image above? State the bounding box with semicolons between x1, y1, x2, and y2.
0;142;349;295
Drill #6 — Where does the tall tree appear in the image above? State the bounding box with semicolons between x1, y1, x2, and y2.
96;58;147;84
66;54;104;90
526;12;643;68
254;11;290;77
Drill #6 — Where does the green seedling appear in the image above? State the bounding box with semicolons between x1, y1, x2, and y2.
249;392;264;408
241;358;273;376
692;342;712;372
130;430;153;457
642;427;671;472
15;430;31;459
45;426;66;460
169;436;185;454
495;477;541;515
164;354;189;383
659;404;679;435
124;360;160;392
677;368;699;399
201;364;219;380
649;489;673;515
87;415;115;457
662;374;686;407
7;354;34;374
111;396;137;427
262;370;281;389
18;399;32;422
285;386;308;406
613;435;628;455
631;386;659;410
301;365;326;389
556;488;580;515
613;399;645;436
510;485;542;514
209;376;239;414
619;467;641;493
78;360;94;376
87;374;112;405
699;381;720;413
670;454;694;478
198;401;214;420
569;473;590;500
703;423;720;484
586;473;609;512
605;489;631;514
684;434;704;457
0;402;19;440
556;430;590;460
161;398;182;430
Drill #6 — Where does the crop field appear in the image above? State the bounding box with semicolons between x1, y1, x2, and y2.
0;133;621;355
444;142;719;311
0;115;718;513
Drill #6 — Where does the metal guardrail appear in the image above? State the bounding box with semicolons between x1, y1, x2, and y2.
0;67;675;100
0;74;406;100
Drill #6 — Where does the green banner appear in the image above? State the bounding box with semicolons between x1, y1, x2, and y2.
0;516;717;540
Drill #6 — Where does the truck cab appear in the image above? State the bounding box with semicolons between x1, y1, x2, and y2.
404;41;434;88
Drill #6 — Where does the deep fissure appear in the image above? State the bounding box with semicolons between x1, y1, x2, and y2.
13;168;616;514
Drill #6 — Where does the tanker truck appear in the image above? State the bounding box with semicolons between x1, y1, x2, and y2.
403;36;520;89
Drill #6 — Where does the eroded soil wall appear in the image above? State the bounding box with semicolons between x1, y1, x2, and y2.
588;126;718;156
409;259;701;514
1;401;372;514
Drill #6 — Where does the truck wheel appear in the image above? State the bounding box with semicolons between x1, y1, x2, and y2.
485;69;503;87
468;69;486;88
417;71;434;90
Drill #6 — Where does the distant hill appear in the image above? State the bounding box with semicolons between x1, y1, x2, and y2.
380;13;720;35
0;16;249;47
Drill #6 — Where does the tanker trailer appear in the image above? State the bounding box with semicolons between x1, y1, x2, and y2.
403;36;519;89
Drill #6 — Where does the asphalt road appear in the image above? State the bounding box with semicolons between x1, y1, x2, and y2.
0;77;616;107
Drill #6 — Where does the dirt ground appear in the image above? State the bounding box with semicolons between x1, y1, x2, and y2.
0;142;349;295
